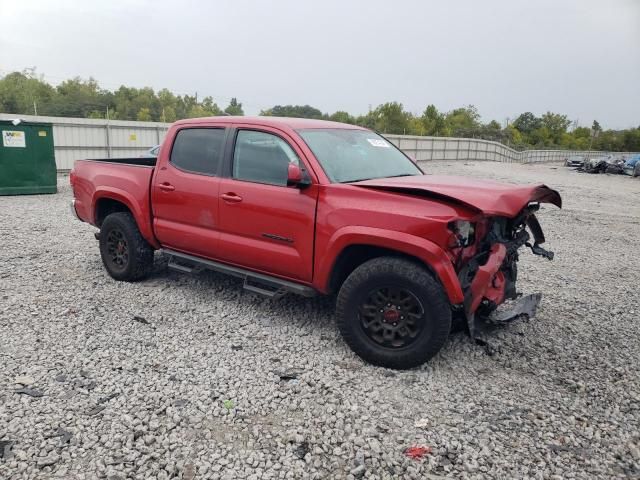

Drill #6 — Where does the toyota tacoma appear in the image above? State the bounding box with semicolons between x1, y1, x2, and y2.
70;116;561;369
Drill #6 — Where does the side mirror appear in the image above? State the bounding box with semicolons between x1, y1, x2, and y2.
287;163;311;189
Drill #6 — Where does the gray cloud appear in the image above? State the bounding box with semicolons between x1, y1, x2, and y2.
1;0;638;128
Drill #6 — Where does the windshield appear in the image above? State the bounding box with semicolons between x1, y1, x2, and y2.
297;128;422;183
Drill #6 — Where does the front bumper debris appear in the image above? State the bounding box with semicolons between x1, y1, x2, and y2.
461;209;553;341
471;293;543;342
488;293;541;324
463;243;508;339
465;243;507;316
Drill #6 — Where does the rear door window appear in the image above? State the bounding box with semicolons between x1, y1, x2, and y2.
170;128;225;176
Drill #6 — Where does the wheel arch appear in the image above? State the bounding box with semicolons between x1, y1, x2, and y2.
318;227;463;304
95;197;131;227
92;188;159;248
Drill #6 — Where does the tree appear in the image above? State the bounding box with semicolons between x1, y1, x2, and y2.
137;108;152;121
0;69;55;115
592;120;602;133
329;111;355;124
475;120;504;142
354;113;376;130
444;105;480;136
224;97;244;116
622;127;640;151
46;77;111;118
512;112;542;135
367;102;411;134
187;104;212;118
420;105;445;135
161;106;177;123
503;124;524;147
1;69;636;152
594;130;624;151
540;112;571;144
261;104;324;119
200;96;222;116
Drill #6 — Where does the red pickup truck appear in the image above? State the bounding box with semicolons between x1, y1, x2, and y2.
70;116;561;369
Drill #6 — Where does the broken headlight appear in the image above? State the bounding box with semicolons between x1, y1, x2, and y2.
448;220;475;247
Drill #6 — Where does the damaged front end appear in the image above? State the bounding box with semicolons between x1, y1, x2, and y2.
450;204;557;341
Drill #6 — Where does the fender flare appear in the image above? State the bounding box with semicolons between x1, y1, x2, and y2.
92;187;159;248
316;226;464;304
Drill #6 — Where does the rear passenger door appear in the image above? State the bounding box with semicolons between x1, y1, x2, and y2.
217;127;318;282
151;126;227;258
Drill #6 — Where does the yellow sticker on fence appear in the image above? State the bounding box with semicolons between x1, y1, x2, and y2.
129;134;137;141
38;131;47;137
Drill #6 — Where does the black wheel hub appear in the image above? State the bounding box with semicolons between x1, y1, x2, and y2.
106;228;129;270
359;287;425;348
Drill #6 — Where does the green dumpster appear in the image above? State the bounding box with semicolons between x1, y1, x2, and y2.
0;120;57;195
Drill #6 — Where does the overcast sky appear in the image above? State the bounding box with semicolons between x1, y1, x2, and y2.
1;0;638;128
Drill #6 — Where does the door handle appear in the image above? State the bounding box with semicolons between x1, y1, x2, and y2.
221;192;243;203
158;182;175;192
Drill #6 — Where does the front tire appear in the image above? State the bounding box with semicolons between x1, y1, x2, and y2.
336;257;451;369
99;212;154;281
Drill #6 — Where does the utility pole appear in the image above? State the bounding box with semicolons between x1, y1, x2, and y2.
106;106;110;121
33;100;38;116
588;126;599;151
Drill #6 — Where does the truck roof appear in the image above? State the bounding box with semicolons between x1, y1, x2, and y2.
173;116;365;130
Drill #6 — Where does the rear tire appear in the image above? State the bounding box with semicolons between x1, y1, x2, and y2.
336;257;451;369
99;212;154;281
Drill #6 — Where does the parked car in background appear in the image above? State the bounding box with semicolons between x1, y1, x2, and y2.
583;155;615;173
623;154;640;177
604;155;627;174
141;145;160;157
564;155;584;167
582;154;640;175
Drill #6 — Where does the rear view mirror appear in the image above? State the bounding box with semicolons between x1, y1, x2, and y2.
287;163;311;189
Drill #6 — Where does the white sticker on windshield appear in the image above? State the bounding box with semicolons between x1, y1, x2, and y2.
367;138;390;148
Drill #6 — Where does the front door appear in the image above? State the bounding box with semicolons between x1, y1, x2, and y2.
151;126;226;259
217;128;318;282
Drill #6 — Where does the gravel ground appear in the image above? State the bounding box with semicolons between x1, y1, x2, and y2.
1;161;639;480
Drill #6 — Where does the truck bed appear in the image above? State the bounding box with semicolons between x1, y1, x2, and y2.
71;158;157;246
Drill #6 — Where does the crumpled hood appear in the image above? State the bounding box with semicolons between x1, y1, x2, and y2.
351;175;562;217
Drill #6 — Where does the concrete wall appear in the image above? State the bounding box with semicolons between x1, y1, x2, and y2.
1;113;635;171
383;134;637;164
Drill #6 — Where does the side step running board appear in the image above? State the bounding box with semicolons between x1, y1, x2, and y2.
167;261;195;274
163;249;317;298
243;277;286;299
